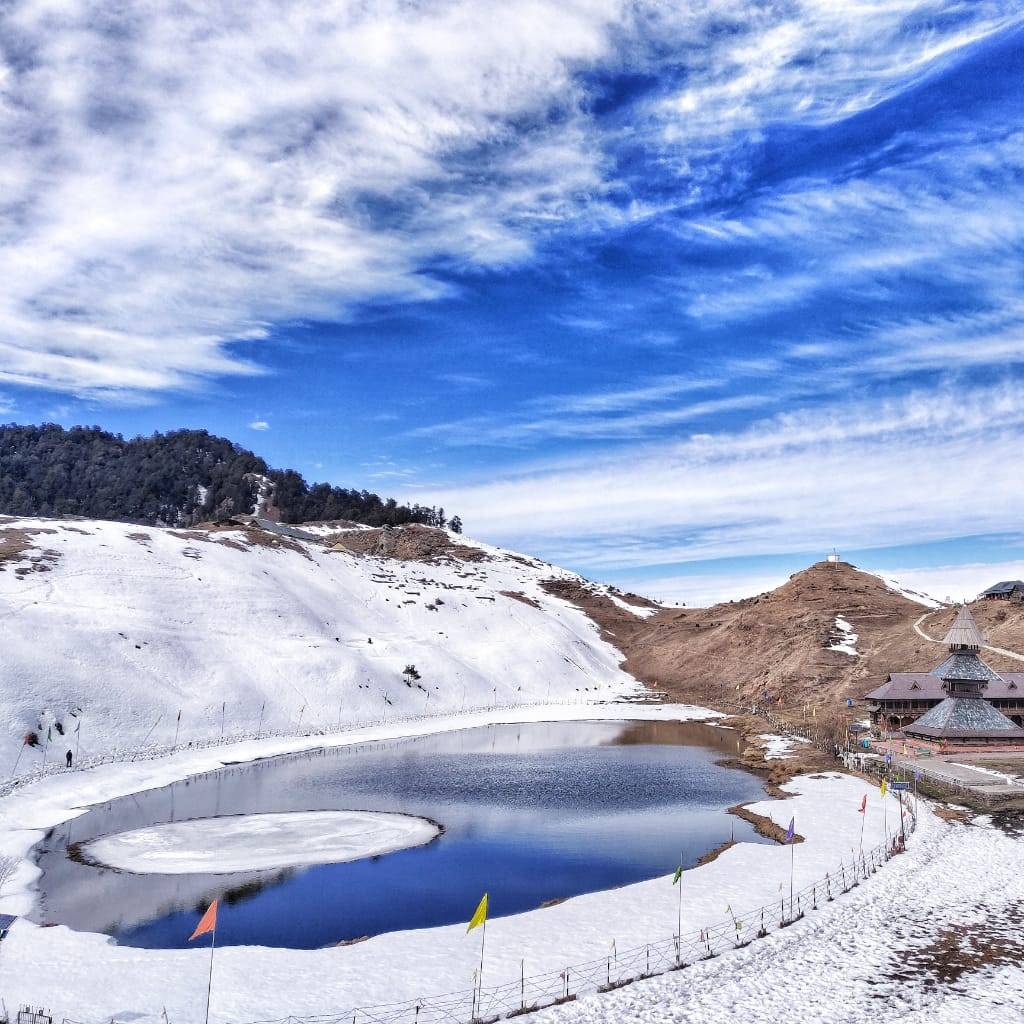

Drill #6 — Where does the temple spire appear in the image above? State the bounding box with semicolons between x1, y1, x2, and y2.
942;604;984;651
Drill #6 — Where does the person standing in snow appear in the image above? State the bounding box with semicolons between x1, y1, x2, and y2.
65;749;73;768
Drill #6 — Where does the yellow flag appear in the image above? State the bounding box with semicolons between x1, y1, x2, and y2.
880;779;887;797
467;892;488;933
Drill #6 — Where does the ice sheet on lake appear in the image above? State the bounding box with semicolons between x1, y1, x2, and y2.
81;810;440;874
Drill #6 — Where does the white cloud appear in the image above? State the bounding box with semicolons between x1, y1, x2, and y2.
619;570;793;608
423;382;1024;571
248;420;270;431
875;562;1024;605
1;0;1019;399
410;379;758;444
652;2;1020;157
613;560;1024;609
0;0;633;399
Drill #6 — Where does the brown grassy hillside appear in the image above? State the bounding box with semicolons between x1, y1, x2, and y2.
548;561;1024;734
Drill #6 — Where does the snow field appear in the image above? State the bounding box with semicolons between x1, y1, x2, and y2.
0;517;644;772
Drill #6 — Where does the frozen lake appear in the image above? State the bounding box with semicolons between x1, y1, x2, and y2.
32;718;772;949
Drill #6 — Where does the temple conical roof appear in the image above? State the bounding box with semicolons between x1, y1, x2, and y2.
904;696;1024;740
942;604;984;650
931;651;1002;685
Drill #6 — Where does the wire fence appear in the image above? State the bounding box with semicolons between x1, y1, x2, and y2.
50;808;918;1024
1;697;656;802
42;704;918;1024
55;804;914;1024
207;812;912;1024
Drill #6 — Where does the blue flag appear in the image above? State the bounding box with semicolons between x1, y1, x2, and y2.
785;817;795;843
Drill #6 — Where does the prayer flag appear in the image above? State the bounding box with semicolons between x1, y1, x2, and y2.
785;817;795;843
859;794;867;814
467;892;488;933
188;900;218;941
880;779;887;797
672;865;683;885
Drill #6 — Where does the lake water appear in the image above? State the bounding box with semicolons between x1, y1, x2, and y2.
32;718;772;949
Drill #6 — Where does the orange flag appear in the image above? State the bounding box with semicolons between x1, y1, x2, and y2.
189;900;218;941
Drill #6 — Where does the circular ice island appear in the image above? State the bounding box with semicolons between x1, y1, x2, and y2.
80;810;441;874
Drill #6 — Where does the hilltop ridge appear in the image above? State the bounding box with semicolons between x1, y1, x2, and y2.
0;423;456;530
551;560;1024;734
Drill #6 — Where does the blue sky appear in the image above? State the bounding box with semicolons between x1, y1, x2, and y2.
2;1;1024;603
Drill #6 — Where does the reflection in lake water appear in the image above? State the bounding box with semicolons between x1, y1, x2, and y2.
33;718;772;949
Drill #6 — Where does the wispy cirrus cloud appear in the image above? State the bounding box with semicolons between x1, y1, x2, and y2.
0;0;633;399
409;377;760;445
419;382;1024;571
1;0;1020;400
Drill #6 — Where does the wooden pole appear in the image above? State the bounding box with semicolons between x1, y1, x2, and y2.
203;922;217;1024
477;918;487;1017
173;710;181;748
676;851;683;962
789;841;794;920
141;714;163;748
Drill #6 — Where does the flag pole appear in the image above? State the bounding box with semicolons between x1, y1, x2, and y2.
789;840;794;920
204;921;217;1024
477;917;486;1014
677;851;682;957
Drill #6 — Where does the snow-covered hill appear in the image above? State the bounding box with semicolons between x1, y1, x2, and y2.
0;516;643;769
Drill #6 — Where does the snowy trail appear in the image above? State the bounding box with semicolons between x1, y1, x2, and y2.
534;816;1024;1024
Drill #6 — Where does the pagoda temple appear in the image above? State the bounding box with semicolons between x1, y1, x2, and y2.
889;605;1024;745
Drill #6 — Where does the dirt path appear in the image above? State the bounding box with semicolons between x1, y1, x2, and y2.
534;813;1024;1023
913;611;1024;664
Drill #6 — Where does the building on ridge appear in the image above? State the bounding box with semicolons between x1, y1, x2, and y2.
980;580;1024;602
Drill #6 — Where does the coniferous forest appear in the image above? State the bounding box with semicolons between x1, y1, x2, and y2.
0;424;458;530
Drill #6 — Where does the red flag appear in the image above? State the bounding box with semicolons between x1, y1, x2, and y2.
858;794;867;814
189;900;218;941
